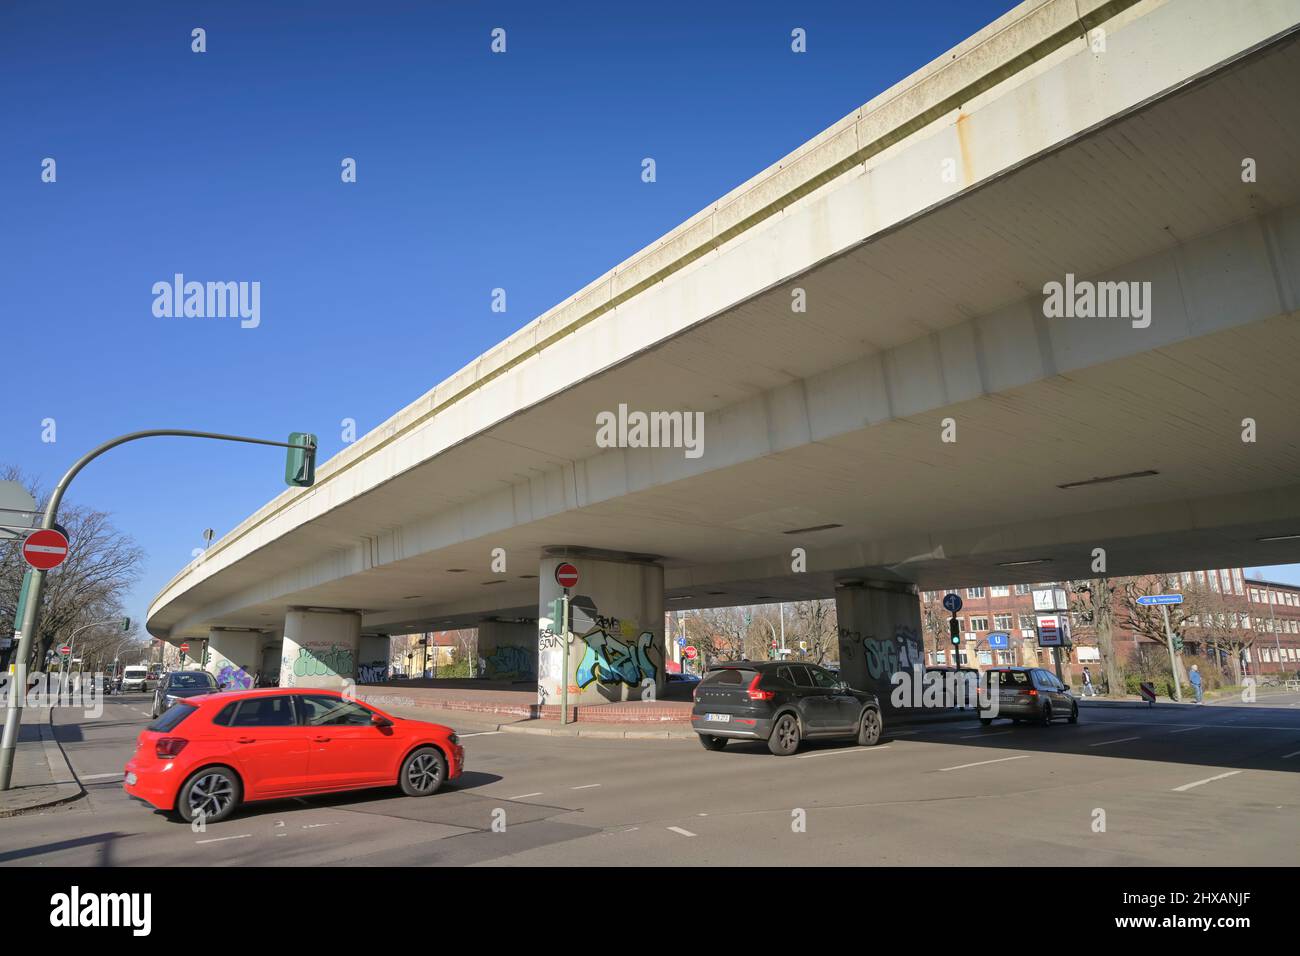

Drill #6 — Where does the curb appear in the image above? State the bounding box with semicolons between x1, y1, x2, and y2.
498;722;694;740
0;708;85;818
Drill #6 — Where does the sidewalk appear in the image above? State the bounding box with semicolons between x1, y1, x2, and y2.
0;706;83;817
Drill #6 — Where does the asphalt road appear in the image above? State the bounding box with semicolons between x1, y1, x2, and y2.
1;690;1297;866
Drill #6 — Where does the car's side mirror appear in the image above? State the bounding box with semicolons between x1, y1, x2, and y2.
371;713;393;728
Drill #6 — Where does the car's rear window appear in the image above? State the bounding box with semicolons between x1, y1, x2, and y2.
701;668;757;685
147;702;196;732
994;670;1032;686
168;673;215;689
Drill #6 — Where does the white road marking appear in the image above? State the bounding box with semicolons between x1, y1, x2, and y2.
457;731;502;738
1281;749;1300;760
1172;770;1243;792
960;732;1011;739
301;823;335;829
1167;727;1201;734
796;745;891;759
80;772;123;781
938;755;1029;772
1089;736;1141;747
508;792;543;800
571;784;601;790
137;711;152;717
196;834;252;845
667;826;696;837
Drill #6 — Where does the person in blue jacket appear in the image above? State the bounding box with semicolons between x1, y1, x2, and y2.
1189;663;1203;704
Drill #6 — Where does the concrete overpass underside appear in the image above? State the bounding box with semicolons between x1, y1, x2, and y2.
147;0;1300;707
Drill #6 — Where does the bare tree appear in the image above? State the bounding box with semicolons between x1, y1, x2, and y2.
0;467;143;672
1068;578;1121;693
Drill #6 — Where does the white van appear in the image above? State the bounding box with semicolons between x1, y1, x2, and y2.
121;665;154;693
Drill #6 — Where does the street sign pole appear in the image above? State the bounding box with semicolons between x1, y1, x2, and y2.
560;588;570;726
0;427;318;792
1160;604;1183;703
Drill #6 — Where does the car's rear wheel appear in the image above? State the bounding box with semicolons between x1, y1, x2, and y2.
858;708;883;746
1068;702;1079;724
399;747;447;797
698;734;727;751
767;713;801;756
176;767;241;824
1041;703;1053;726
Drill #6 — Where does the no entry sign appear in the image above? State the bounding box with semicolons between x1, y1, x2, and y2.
59;645;71;656
684;645;698;660
179;642;190;653
22;528;69;571
555;562;579;588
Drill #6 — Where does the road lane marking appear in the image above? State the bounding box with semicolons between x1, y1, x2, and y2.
1172;770;1243;792
80;772;124;781
938;755;1029;772
796;745;891;759
571;784;601;790
1281;749;1300;760
959;732;1011;739
196;834;252;844
1168;727;1201;733
457;731;502;738
667;826;696;837
508;792;543;799
301;823;335;829
1089;736;1141;747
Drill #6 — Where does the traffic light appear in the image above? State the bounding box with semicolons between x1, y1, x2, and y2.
121;617;130;632
950;617;961;646
285;432;318;487
202;645;210;666
1173;635;1184;653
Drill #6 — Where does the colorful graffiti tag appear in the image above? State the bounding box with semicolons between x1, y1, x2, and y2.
292;644;355;679
575;624;659;689
357;661;387;684
485;644;535;681
216;662;253;690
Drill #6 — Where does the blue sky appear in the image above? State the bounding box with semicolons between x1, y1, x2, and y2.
3;0;1297;630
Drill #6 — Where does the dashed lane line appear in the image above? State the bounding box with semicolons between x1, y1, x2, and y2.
1088;737;1142;747
938;755;1029;772
1172;770;1243;793
666;826;696;837
196;834;252;845
795;746;892;759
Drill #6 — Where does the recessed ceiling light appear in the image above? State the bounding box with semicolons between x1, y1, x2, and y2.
1057;470;1158;490
782;523;842;535
997;559;1051;568
1257;533;1300;542
668;595;693;601
481;579;506;585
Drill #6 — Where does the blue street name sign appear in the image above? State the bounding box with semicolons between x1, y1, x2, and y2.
1136;594;1184;606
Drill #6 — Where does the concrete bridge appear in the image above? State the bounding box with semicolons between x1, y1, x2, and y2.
147;0;1300;708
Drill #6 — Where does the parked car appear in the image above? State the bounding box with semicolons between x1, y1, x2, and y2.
691;661;883;756
666;672;701;684
123;688;464;823
151;669;220;718
979;666;1077;726
924;666;981;708
120;665;156;694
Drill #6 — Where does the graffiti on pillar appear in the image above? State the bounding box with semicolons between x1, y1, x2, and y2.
485;644;535;680
216;662;253;690
357;661;388;684
838;627;862;661
291;644;355;680
861;625;925;681
575;618;659;689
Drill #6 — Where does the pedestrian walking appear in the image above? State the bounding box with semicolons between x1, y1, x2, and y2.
1082;666;1097;697
1189;664;1203;704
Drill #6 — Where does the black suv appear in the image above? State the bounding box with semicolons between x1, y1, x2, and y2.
691;661;883;755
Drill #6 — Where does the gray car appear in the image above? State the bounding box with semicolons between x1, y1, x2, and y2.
151;670;220;717
979;666;1078;726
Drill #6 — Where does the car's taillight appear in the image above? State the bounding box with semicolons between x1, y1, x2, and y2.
155;737;188;759
1025;688;1038;697
747;674;775;701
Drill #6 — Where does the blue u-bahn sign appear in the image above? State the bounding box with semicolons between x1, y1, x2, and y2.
987;632;1010;649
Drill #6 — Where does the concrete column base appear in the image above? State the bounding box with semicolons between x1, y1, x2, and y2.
538;551;665;707
835;581;924;711
280;609;361;690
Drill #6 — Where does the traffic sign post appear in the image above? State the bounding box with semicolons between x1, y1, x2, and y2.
0;427;319;791
1136;595;1184;703
555;563;579;589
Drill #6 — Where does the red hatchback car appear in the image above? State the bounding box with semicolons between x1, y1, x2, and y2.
123;688;464;823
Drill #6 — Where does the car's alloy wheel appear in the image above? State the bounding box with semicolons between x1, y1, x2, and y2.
1068;703;1079;724
767;714;801;756
858;708;883;746
698;734;727;751
400;747;446;796
179;768;240;824
1041;704;1053;726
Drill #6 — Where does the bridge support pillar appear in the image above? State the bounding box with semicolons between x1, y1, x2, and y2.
206;628;261;689
280;608;361;690
834;581;924;712
357;634;391;684
538;551;664;708
479;620;537;681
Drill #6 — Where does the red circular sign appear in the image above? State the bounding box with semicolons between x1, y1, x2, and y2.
179;642;190;653
22;528;69;571
59;645;71;655
555;563;579;588
684;645;698;660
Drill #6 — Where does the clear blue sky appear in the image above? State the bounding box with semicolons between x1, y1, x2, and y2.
3;0;1297;631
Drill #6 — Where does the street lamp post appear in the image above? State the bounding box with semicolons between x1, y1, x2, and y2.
0;428;317;791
